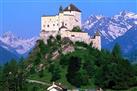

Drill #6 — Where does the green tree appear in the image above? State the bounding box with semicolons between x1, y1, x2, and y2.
56;34;61;41
49;64;61;82
38;70;44;78
83;59;95;78
1;60;27;91
75;41;88;48
72;26;82;32
59;5;63;13
30;66;35;74
0;66;3;90
59;54;70;66
66;56;82;87
47;35;54;46
34;56;41;66
112;43;122;58
18;57;25;72
51;68;61;81
67;56;81;73
38;40;48;54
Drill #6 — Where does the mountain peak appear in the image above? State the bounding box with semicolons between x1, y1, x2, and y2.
120;10;129;16
82;10;137;48
119;10;137;19
2;31;15;38
0;31;38;55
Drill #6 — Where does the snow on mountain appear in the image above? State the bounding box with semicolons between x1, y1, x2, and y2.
82;11;137;48
114;11;137;20
107;25;137;53
0;32;38;55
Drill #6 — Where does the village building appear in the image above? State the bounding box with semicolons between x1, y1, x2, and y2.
47;82;67;91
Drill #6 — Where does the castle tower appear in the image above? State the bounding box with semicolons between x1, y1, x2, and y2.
41;4;81;32
94;31;101;50
63;4;82;29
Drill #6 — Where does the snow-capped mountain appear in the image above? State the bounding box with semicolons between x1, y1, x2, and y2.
108;25;137;53
107;25;137;62
82;11;137;48
0;32;38;55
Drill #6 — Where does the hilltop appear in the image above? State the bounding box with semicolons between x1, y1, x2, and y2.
1;33;137;91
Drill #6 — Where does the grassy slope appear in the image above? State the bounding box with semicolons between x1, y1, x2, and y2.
25;39;137;91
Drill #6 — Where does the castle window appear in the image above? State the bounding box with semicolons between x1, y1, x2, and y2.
65;23;67;26
47;25;49;27
71;35;75;37
53;24;55;26
57;24;58;26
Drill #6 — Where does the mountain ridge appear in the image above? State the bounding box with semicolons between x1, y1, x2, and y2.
0;32;38;63
0;32;38;55
0;46;19;64
82;11;137;48
0;10;137;63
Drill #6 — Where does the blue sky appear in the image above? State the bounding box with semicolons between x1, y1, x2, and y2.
0;0;137;38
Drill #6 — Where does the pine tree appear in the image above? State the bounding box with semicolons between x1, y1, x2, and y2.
112;43;122;58
66;56;82;87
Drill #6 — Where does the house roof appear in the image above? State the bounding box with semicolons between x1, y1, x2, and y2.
63;4;81;12
49;87;63;91
47;82;66;91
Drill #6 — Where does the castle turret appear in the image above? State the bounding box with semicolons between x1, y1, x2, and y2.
63;4;82;29
59;5;63;13
94;31;101;50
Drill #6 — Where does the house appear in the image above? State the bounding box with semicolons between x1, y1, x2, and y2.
47;82;67;91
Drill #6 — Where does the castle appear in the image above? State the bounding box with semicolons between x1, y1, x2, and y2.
40;4;101;50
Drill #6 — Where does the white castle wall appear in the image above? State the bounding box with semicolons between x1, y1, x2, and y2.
61;15;74;30
41;10;81;32
63;11;81;29
60;31;91;44
41;15;59;31
60;31;101;50
91;36;101;50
